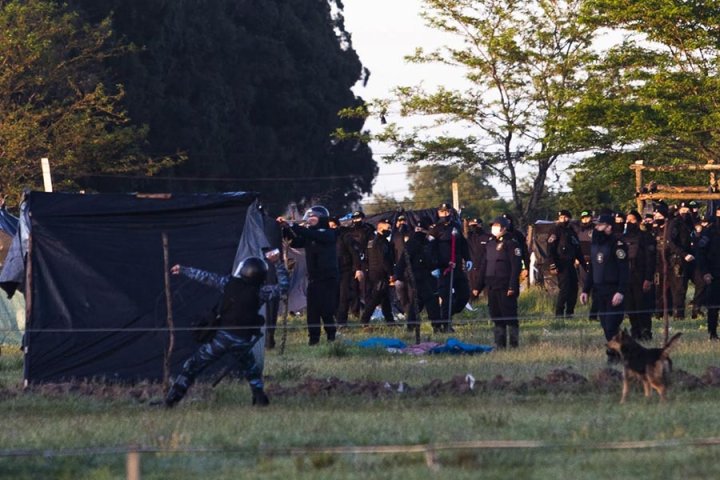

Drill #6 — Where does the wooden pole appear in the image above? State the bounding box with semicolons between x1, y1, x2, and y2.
23;234;32;389
634;160;643;212
41;158;52;192
126;448;140;480
162;233;175;394
451;182;460;212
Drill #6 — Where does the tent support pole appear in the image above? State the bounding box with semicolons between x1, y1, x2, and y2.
162;233;175;394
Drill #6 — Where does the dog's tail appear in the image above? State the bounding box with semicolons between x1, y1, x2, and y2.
661;332;682;359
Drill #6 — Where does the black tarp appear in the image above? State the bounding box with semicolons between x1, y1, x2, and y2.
15;191;261;383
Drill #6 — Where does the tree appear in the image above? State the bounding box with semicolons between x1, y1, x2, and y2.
405;164;510;221
563;0;720;209
0;0;156;203
372;0;596;227
68;0;376;214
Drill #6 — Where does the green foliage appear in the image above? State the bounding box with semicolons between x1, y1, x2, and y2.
406;164;510;220
67;0;376;214
568;0;720;207
373;0;597;227
0;0;156;203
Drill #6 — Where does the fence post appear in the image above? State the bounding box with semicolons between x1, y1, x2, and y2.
126;448;141;480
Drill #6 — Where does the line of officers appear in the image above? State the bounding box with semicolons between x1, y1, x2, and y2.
548;201;720;360
276;203;531;349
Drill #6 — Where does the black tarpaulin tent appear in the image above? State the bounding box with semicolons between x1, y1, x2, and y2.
1;191;264;383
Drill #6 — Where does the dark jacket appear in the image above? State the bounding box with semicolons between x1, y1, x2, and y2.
217;277;263;337
548;223;584;270
364;231;395;279
477;234;522;292
429;219;469;269
286;222;338;280
623;224;656;282
395;231;438;282
583;231;629;295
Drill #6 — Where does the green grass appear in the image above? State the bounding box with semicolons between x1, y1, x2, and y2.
1;288;720;479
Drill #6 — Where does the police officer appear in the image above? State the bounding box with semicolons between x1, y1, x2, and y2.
477;217;523;348
345;211;375;316
277;206;338;345
690;214;712;319
580;213;629;363
466;218;491;299
548;209;585;318
665;201;694;319
331;216;363;326
394;219;441;331
696;216;720;341
165;257;277;407
573;210;596;319
360;219;396;326
623;210;656;340
391;213;412;315
429;202;471;332
503;212;531;273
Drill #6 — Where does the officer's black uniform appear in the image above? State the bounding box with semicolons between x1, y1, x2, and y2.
360;229;395;325
477;227;522;348
429;217;470;331
623;221;656;340
395;229;441;329
165;258;270;408
391;222;412;314
583;224;629;361
284;219;338;345
690;220;710;318
467;223;491;297
548;220;584;318
345;220;374;316
573;216;596;319
659;214;693;319
696;224;720;340
335;225;361;325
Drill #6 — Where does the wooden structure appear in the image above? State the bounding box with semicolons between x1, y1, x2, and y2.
630;160;720;212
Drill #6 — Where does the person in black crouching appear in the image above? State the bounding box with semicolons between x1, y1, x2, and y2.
165;257;275;408
477;217;523;348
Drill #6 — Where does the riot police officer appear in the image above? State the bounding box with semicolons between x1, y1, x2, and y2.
573;210;596;319
467;218;491;299
580;213;629;363
277;206;338;345
696;217;720;340
394;220;441;331
429;203;470;332
477;217;523;348
360;219;396;326
623;210;656;340
548;209;585;318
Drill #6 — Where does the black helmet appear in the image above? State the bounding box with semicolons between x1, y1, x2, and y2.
303;205;329;221
234;257;268;285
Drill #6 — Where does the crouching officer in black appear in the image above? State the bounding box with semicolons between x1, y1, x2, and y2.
580;214;629;363
360;219;396;326
277;206;338;345
477;217;522;348
394;220;441;331
548;209;585;318
165;257;277;407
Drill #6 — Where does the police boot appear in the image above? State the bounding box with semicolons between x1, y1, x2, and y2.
251;387;270;407
509;325;520;348
164;375;190;408
493;325;507;349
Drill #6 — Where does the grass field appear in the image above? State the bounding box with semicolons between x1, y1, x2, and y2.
2;288;720;479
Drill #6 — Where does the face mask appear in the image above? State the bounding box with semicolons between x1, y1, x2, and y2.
655;219;665;227
380;230;391;238
626;222;639;232
558;220;569;227
491;226;502;237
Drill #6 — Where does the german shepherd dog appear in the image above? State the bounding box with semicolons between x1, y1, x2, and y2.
606;329;682;403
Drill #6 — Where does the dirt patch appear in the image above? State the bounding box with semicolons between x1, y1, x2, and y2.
5;364;720;402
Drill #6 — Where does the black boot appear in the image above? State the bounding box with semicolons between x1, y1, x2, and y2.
509;325;520;348
251;388;270;407
493;325;507;349
164;376;189;408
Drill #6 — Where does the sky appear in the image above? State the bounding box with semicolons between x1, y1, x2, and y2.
342;0;456;202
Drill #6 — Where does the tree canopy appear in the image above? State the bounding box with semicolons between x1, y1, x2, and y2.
0;0;153;203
